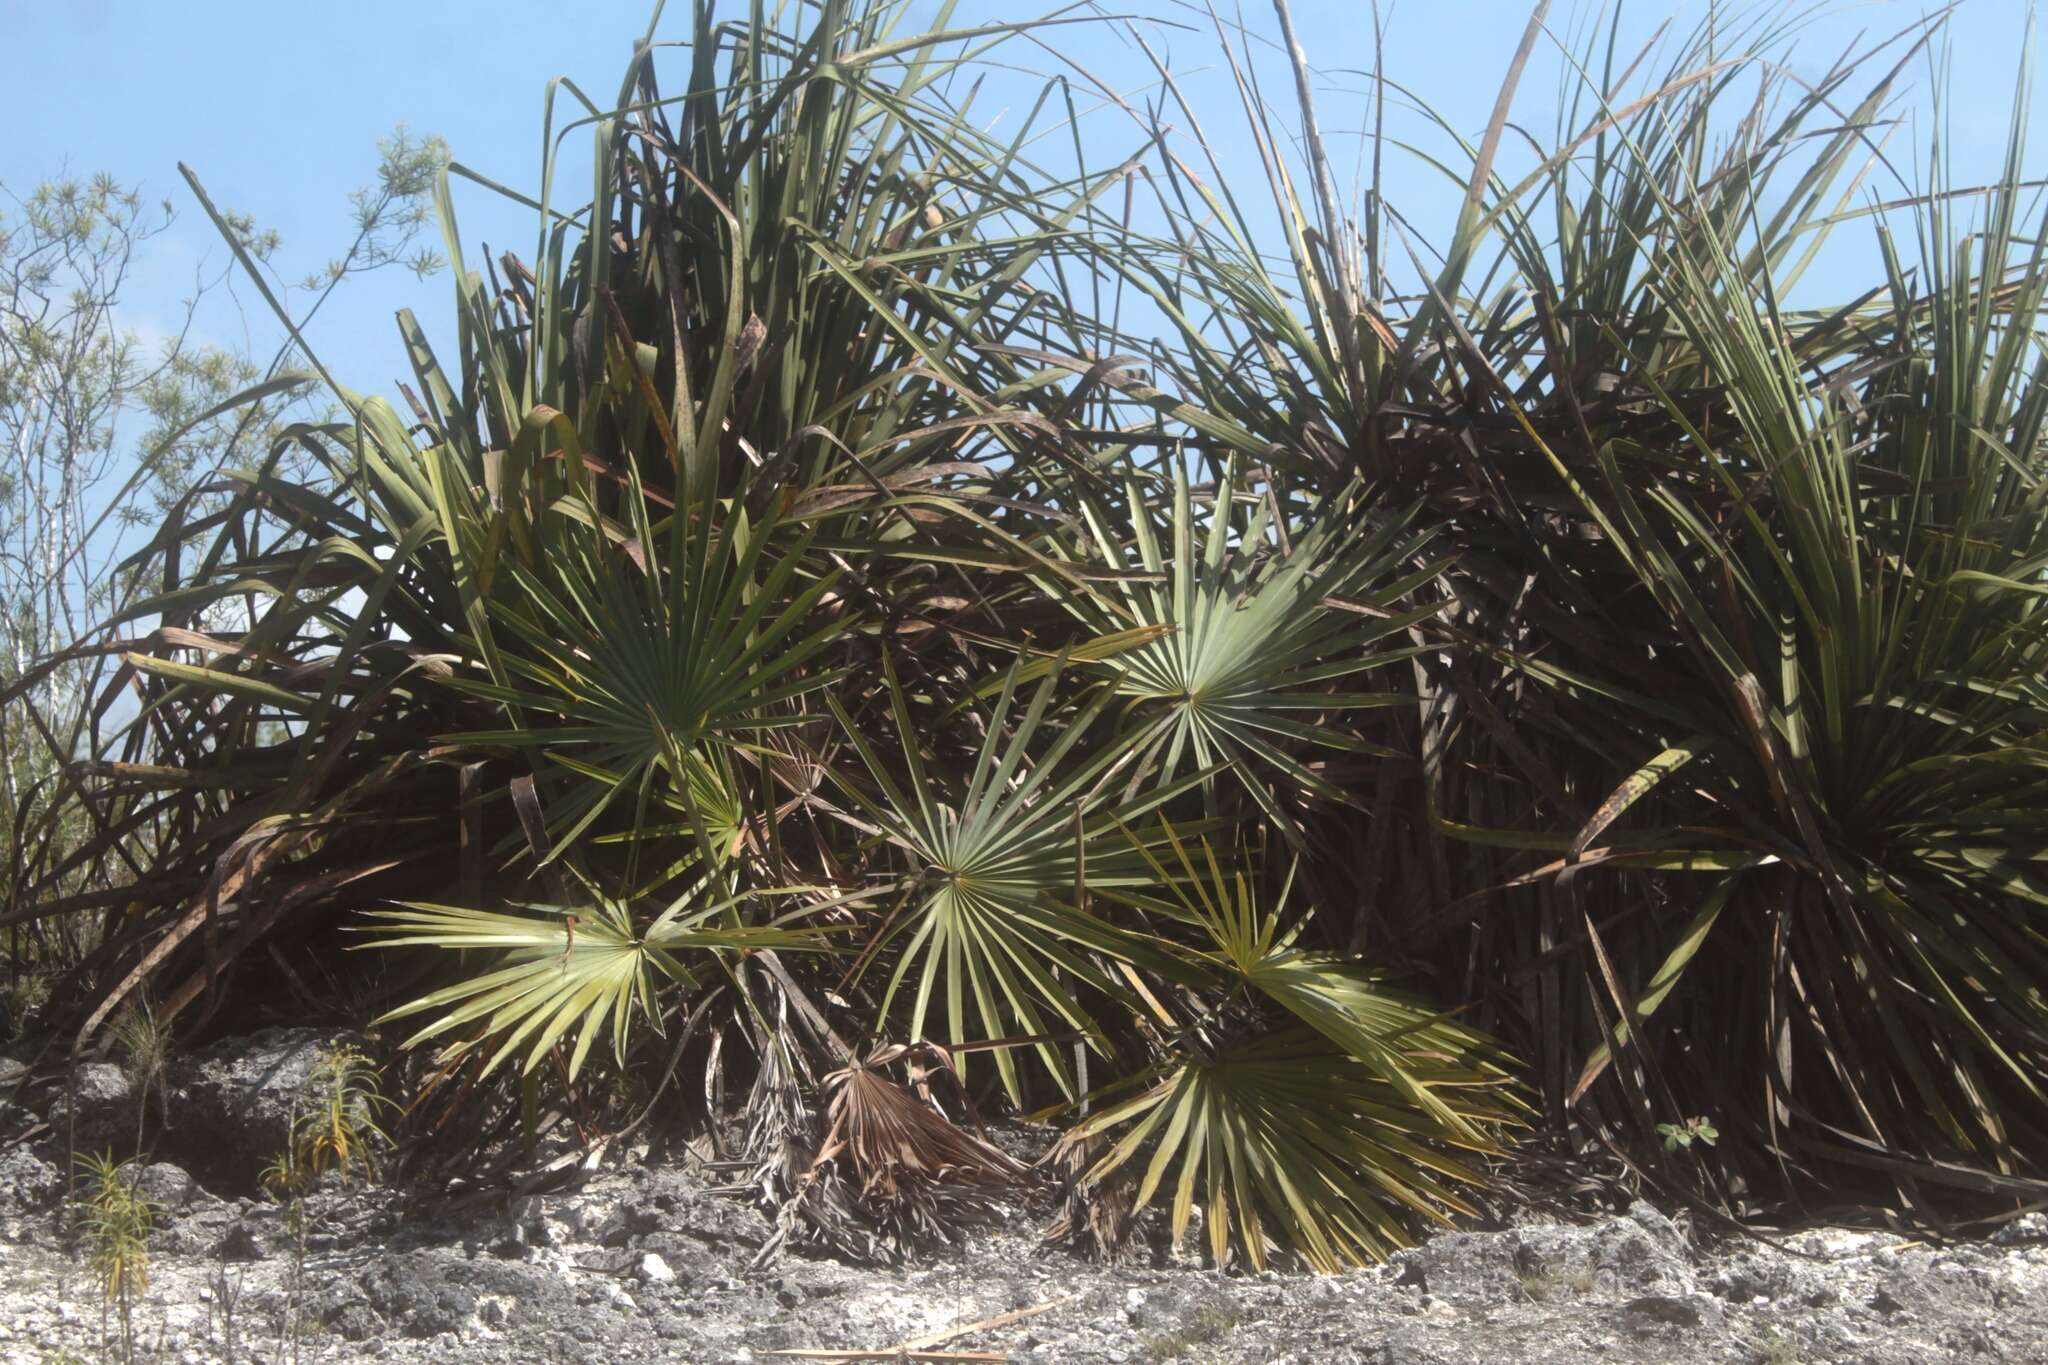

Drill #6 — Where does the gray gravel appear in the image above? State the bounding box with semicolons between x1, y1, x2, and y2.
4;1030;2043;1362
2;1144;2044;1364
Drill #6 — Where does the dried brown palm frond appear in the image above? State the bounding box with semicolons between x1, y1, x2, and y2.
755;1040;1030;1264
1040;1128;1137;1265
829;1044;1027;1191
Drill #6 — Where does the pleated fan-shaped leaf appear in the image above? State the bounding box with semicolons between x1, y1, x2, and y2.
1062;1028;1510;1274
1061;460;1446;836
828;657;1213;1100
447;490;846;860
360;892;833;1080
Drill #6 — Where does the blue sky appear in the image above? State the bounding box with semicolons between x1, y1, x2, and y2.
4;0;2043;432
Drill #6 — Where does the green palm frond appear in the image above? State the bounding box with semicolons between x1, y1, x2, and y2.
1062;821;1516;1270
1063;1028;1505;1274
1061;460;1444;836
360;890;833;1080
1109;816;1519;1147
449;493;844;860
585;746;747;875
828;657;1209;1099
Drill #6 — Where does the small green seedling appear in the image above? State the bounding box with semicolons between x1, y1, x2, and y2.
73;1151;155;1363
1657;1116;1719;1152
264;1044;394;1195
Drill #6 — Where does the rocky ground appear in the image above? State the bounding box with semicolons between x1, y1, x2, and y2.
3;1030;2045;1364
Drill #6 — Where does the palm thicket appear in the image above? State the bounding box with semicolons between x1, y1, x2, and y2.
7;0;2045;1264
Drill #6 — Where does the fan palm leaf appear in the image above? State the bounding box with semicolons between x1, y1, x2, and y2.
1061;821;1515;1269
1054;460;1445;837
361;888;834;1080
448;484;845;863
828;656;1210;1099
1063;1028;1504;1274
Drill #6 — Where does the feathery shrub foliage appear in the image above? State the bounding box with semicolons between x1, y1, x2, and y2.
73;1151;154;1362
8;0;2046;1260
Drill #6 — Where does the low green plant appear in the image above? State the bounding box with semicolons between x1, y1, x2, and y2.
1657;1117;1720;1154
207;1242;248;1365
109;1001;171;1152
257;1136;310;1365
251;1045;392;1362
73;1151;154;1364
264;1044;394;1193
1754;1328;1803;1365
277;1191;311;1365
1061;821;1518;1272
1140;1300;1243;1363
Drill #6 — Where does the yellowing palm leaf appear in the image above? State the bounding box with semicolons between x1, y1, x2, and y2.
1063;1030;1507;1273
360;891;832;1080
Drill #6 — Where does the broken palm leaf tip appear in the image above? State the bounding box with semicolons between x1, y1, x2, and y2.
13;0;2046;1272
